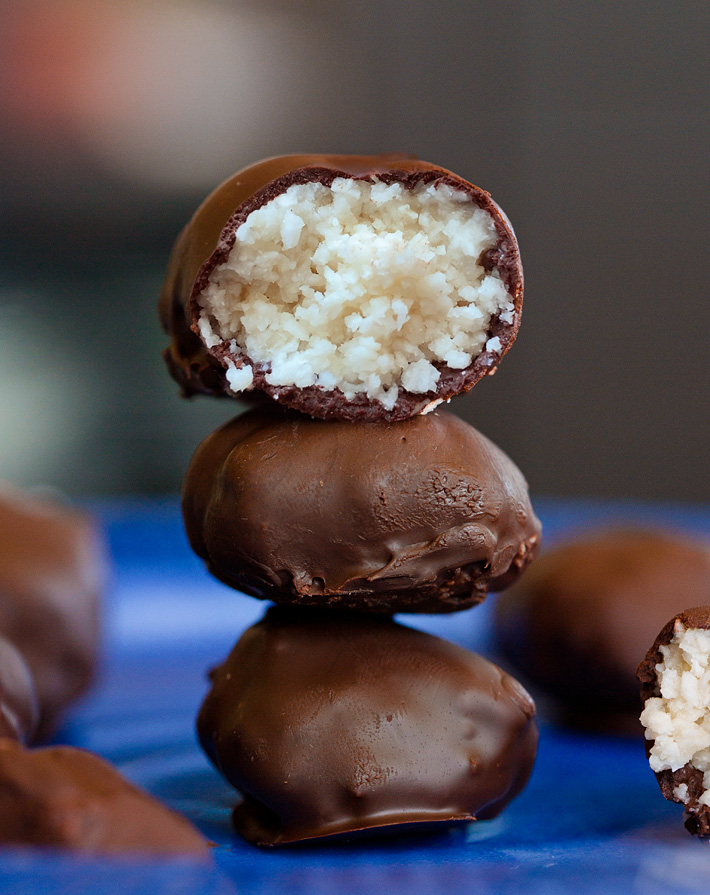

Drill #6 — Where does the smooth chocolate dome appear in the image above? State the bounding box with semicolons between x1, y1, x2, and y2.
496;528;710;732
197;608;538;845
182;407;540;613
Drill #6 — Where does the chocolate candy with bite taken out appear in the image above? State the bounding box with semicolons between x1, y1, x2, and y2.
159;154;523;421
639;606;710;838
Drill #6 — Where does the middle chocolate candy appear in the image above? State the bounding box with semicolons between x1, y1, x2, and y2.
182;407;540;613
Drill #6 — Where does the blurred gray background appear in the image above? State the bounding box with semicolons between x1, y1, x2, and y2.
1;0;708;501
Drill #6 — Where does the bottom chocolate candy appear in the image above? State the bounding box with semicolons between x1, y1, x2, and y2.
639;606;710;837
0;739;210;856
198;608;538;846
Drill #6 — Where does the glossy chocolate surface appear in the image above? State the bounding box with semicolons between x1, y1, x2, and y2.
638;606;710;838
182;407;540;613
159;153;523;421
495;529;710;732
0;486;106;740
0;740;209;855
0;636;38;742
197;608;538;846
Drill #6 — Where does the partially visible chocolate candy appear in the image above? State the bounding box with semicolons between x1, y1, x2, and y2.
197;608;538;846
639;606;710;838
182;407;540;613
0;636;38;742
0;486;106;740
495;529;710;732
159;154;523;422
0;739;210;856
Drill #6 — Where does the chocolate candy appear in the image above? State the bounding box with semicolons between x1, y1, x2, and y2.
0;636;38;742
182;407;540;613
495;529;710;732
0;486;106;740
159;154;523;421
639;606;710;838
197;608;538;846
0;739;209;855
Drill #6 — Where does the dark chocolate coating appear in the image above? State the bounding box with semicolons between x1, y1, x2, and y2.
0;487;106;740
197;608;538;846
159;153;523;422
638;606;710;838
0;636;38;742
495;529;710;733
182;407;540;613
0;739;209;855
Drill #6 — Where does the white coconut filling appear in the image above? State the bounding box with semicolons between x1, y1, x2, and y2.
640;622;710;806
198;178;513;408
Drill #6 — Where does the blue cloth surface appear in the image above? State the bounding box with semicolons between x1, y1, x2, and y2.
4;497;710;894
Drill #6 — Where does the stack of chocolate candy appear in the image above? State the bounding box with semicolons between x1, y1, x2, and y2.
160;155;541;846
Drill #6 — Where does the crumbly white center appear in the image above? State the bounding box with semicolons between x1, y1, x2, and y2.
640;622;710;806
197;178;513;409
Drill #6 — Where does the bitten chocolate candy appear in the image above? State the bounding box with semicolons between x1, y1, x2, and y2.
197;609;538;846
0;637;38;742
182;407;540;613
639;606;710;838
159;153;523;421
495;529;710;732
0;740;209;856
0;486;106;740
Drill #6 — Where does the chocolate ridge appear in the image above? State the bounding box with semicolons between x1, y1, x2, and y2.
0;637;38;742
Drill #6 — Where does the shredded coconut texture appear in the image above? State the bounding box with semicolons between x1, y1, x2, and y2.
640;622;710;806
197;178;513;409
